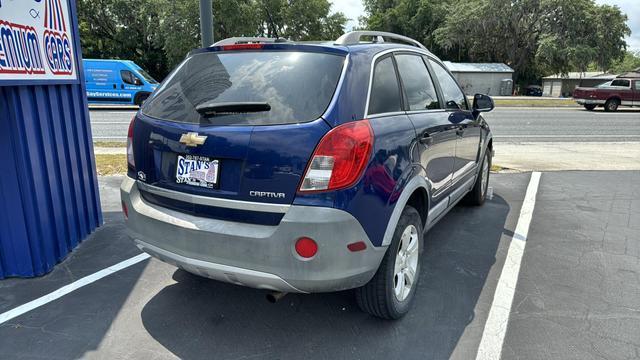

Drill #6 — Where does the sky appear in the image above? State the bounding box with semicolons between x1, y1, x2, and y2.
331;0;639;52
331;0;364;31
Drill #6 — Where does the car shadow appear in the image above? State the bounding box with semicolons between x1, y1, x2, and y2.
141;195;511;360
584;108;640;113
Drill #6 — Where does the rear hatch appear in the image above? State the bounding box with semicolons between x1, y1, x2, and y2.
130;45;345;224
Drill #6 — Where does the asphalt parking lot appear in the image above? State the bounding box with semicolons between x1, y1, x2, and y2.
1;171;639;359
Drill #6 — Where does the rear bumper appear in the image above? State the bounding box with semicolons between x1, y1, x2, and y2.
120;177;387;293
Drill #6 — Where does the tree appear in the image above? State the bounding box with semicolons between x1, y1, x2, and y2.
78;0;167;79
609;51;640;74
536;0;629;74
591;4;630;71
77;0;347;79
361;0;631;86
362;0;448;51
254;0;346;40
536;0;598;75
432;0;543;84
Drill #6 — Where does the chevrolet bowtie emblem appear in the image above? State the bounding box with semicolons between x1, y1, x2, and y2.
179;132;207;147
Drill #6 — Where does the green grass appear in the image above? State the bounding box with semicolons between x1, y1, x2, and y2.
493;99;577;107
94;141;126;148
95;154;127;175
491;164;506;172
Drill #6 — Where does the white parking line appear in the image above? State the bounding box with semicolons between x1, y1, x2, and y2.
475;171;542;360
494;134;640;138
0;253;150;325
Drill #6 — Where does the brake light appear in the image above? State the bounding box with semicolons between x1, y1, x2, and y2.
299;120;373;192
127;116;135;169
221;44;264;51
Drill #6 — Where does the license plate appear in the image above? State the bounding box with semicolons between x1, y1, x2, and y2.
175;155;219;188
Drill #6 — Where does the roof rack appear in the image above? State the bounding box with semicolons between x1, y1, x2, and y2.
335;31;427;50
211;37;290;46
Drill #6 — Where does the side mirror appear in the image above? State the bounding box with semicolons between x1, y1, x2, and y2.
472;93;494;113
134;78;143;86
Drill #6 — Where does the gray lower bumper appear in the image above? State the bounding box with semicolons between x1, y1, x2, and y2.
576;99;605;105
120;177;387;293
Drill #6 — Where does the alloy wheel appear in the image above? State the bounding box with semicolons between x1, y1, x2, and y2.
393;224;419;302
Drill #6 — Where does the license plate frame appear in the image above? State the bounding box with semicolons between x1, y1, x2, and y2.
175;154;220;189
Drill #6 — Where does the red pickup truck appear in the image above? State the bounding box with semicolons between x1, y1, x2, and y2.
573;77;640;111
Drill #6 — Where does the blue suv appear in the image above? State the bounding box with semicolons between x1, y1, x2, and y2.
121;31;494;319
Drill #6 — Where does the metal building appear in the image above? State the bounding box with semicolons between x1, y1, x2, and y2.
443;62;514;96
0;0;102;278
542;72;617;97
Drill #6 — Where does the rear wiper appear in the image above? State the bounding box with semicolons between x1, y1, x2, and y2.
195;101;271;117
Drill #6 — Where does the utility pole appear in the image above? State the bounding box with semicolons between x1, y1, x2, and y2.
199;0;214;47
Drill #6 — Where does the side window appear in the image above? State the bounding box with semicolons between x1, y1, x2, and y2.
395;54;440;110
120;70;140;86
611;79;630;87
368;56;402;115
428;59;468;110
635;81;640;91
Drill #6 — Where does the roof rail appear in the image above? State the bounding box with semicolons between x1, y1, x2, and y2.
335;31;427;50
211;37;290;47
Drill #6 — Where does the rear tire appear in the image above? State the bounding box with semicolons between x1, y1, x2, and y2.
464;149;491;206
583;104;596;111
604;98;619;112
355;206;422;320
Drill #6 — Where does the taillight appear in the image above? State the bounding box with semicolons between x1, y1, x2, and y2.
299;120;373;192
127;116;135;169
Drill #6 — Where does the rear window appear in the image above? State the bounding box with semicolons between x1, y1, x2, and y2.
368;56;402;115
141;51;345;125
611;79;630;87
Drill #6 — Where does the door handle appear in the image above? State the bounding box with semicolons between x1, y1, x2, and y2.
121;84;125;90
419;132;433;146
112;84;116;89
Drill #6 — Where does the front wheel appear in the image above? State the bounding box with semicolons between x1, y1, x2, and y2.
355;206;422;319
584;104;596;111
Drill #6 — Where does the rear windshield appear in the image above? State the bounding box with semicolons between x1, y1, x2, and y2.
141;51;345;125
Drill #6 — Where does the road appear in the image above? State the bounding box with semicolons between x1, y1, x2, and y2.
89;107;640;143
483;107;640;142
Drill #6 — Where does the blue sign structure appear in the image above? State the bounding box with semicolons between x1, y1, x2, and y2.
0;0;102;278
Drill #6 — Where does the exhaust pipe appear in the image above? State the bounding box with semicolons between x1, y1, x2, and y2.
266;291;288;303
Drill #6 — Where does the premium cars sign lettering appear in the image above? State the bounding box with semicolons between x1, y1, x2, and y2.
42;0;73;75
0;0;77;82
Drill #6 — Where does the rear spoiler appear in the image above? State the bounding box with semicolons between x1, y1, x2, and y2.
211;37;291;46
186;41;348;58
